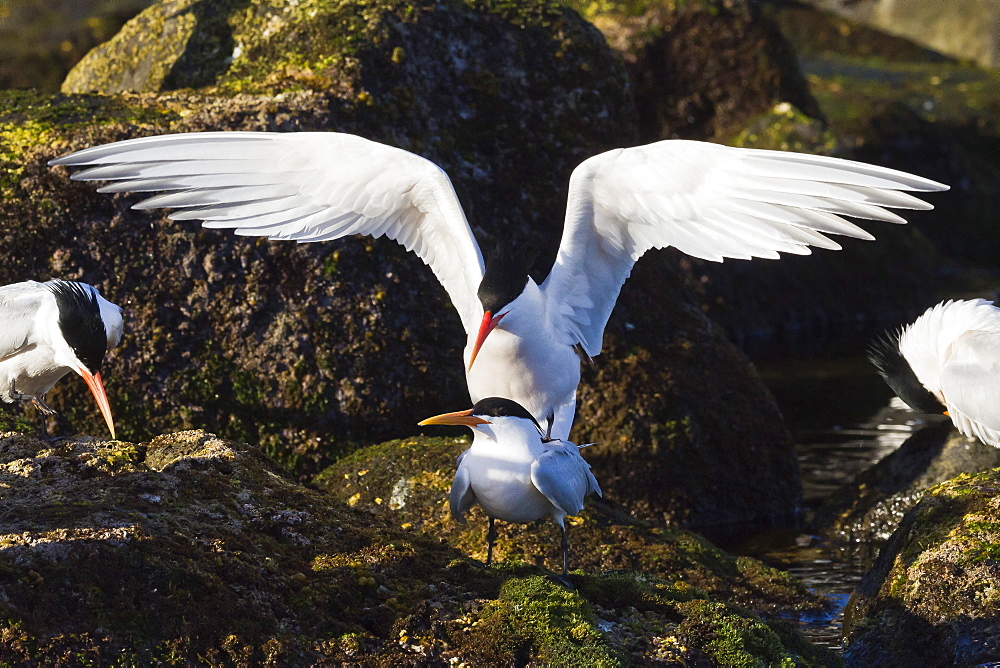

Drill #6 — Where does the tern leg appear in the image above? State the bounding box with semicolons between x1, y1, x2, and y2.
486;516;497;566
10;382;57;414
560;524;569;577
29;395;57;415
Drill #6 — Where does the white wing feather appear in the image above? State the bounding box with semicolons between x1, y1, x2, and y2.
50;132;486;334
450;450;477;522
940;330;1000;448
530;441;602;516
0;282;48;360
542;140;949;356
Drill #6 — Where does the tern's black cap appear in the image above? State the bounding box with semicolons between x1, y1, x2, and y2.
49;280;107;373
471;397;542;432
868;330;946;414
477;238;535;314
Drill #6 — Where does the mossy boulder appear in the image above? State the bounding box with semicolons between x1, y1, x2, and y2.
314;435;821;617
814;421;1000;543
842;467;1000;666
0;426;837;664
567;0;820;142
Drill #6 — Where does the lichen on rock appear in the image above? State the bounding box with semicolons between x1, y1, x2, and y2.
842;467;1000;666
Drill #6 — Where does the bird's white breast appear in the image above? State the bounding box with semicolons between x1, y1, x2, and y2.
463;433;555;524
0;289;74;402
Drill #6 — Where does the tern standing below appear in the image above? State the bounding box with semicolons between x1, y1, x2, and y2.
0;280;122;439
419;397;601;576
869;298;1000;448
52;132;948;439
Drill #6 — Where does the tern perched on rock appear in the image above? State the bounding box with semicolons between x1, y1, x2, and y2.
51;132;948;438
869;298;1000;448
0;280;123;438
419;397;601;575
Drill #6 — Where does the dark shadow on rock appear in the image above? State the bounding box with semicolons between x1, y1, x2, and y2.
162;0;251;89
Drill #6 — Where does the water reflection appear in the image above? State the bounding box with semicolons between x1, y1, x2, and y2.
721;357;944;652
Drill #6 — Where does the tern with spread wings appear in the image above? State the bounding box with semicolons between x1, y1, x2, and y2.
870;299;1000;448
0;280;122;438
51;132;948;438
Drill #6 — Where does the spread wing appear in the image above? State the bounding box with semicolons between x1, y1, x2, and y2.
541;140;949;356
940;330;1000;448
530;441;602;516
449;449;477;522
50;132;486;335
0;282;47;361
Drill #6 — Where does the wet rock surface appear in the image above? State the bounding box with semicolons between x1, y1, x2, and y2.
842;467;1000;667
813;421;1000;543
0;427;838;665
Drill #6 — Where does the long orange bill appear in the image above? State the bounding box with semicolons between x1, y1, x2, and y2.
78;368;116;440
418;408;491;427
467;311;505;371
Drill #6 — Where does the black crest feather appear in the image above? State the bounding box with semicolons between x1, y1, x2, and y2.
471;397;542;433
867;328;946;415
48;280;107;373
477;238;535;314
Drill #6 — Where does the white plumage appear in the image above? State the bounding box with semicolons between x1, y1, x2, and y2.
51;131;948;439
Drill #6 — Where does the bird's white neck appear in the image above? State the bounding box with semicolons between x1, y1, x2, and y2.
470;416;545;455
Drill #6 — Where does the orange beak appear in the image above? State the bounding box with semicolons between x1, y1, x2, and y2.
418;408;490;427
78;368;116;440
468;311;505;371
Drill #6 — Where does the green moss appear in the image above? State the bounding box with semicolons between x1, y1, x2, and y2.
0;89;172;191
470;575;624;666
677;599;837;668
0;408;35;435
730;102;839;153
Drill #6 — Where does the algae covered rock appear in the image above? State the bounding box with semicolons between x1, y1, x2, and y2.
0;428;837;664
0;428;459;662
315;435;819;617
842;467;1000;666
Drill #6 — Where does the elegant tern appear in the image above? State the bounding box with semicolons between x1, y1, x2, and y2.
418;396;601;575
869;298;1000;448
50;132;948;438
0;280;123;438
